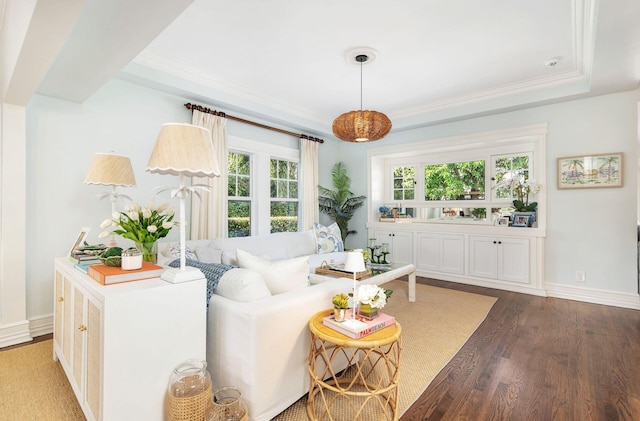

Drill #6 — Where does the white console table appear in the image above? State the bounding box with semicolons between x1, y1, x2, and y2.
53;258;206;421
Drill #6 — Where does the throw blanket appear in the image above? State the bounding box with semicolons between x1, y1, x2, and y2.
168;259;236;308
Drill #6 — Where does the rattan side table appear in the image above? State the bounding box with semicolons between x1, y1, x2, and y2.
306;309;402;421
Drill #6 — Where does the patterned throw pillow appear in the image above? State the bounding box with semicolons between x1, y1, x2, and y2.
168;243;197;261
313;222;344;254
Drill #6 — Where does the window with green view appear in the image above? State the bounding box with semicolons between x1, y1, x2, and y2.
270;159;298;233
393;166;415;200
424;160;485;201
228;152;251;237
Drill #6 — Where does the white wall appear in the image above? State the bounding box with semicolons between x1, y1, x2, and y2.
342;89;640;297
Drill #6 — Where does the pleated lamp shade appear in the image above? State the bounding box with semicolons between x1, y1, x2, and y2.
83;153;137;187
146;123;220;177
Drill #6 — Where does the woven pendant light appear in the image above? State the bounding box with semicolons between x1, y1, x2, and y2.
332;53;391;142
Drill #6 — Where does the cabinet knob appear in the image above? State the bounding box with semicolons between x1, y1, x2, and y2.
78;325;87;332
493;241;497;244
498;241;502;245
57;297;64;302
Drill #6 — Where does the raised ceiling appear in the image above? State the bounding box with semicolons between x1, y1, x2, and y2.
33;0;640;139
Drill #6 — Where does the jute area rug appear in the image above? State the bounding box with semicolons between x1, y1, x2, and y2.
0;339;85;420
272;279;497;421
0;280;496;421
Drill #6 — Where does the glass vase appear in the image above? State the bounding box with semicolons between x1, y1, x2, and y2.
134;241;158;263
206;387;248;421
166;359;212;421
358;303;379;320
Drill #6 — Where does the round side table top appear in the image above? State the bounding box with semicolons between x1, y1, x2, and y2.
309;309;402;348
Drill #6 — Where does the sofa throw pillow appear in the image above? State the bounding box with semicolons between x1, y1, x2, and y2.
169;243;197;261
195;246;223;264
313;222;344;254
236;248;309;295
215;268;272;302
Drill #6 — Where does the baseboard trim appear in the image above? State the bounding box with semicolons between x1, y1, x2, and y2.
29;315;53;338
417;270;548;297
545;283;640;310
0;320;32;348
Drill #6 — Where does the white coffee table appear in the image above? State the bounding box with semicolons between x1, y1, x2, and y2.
309;262;416;302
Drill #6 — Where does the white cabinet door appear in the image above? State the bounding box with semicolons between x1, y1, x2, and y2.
373;230;413;265
469;236;529;283
415;233;440;272
499;237;530;283
469;236;499;279
440;235;465;274
416;233;464;274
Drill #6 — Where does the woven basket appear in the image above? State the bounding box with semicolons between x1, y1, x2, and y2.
166;382;212;421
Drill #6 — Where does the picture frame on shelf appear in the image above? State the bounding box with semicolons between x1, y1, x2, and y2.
557;152;623;189
69;227;90;256
497;216;510;226
512;215;530;227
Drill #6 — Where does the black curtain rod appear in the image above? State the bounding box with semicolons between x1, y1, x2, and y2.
184;103;324;144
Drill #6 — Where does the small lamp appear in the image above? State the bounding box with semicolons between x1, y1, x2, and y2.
84;153;137;246
342;251;367;329
146;123;220;283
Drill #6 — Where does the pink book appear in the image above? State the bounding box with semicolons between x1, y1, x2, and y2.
322;312;396;339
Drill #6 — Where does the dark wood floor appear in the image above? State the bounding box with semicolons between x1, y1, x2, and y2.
402;277;640;421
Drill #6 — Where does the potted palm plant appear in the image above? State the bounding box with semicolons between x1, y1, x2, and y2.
318;162;366;245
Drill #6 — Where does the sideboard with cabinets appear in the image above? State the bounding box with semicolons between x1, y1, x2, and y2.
53;258;206;421
368;222;545;296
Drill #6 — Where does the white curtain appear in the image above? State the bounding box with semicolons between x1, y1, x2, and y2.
299;137;319;230
191;110;228;239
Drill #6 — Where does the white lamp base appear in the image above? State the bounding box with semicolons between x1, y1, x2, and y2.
160;266;205;283
341;318;368;330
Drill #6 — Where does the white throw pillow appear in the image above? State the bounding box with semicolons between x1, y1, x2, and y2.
195;246;223;264
236;248;309;295
168;243;197;261
215;268;272;302
221;250;237;266
313;222;344;254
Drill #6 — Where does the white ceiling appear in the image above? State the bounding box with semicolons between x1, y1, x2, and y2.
33;0;640;139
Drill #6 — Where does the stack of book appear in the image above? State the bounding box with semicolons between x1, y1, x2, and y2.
87;262;165;285
322;312;395;339
70;245;108;273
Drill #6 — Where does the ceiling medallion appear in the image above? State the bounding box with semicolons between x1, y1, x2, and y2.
332;50;391;143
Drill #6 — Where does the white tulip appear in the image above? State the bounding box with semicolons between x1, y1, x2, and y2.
98;231;111;239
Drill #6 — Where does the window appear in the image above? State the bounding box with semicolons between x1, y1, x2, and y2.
371;124;546;226
227;136;299;236
492;153;531;201
270;159;298;233
393;166;415;200
228;152;251;237
424;160;485;201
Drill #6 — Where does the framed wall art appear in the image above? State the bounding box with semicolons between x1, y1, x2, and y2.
68;227;90;256
557;152;623;189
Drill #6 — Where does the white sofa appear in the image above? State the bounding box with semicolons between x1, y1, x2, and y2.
157;230;353;421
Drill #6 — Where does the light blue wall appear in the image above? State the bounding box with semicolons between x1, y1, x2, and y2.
25;78;639;318
337;89;640;295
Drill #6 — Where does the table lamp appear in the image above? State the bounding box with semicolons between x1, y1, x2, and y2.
342;251;367;329
83;153;137;246
146;123;220;283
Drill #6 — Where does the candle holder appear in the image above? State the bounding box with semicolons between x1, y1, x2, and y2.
367;238;389;264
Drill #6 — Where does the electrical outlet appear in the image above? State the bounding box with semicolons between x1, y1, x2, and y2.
576;271;586;282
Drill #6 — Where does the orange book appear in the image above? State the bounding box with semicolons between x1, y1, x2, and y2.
88;262;164;285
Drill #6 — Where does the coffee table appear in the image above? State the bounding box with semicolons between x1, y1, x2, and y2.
309;262;416;302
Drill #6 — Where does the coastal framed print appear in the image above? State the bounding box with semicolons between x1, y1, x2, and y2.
557;152;623;189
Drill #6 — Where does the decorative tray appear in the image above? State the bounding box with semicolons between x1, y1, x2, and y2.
315;261;371;279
